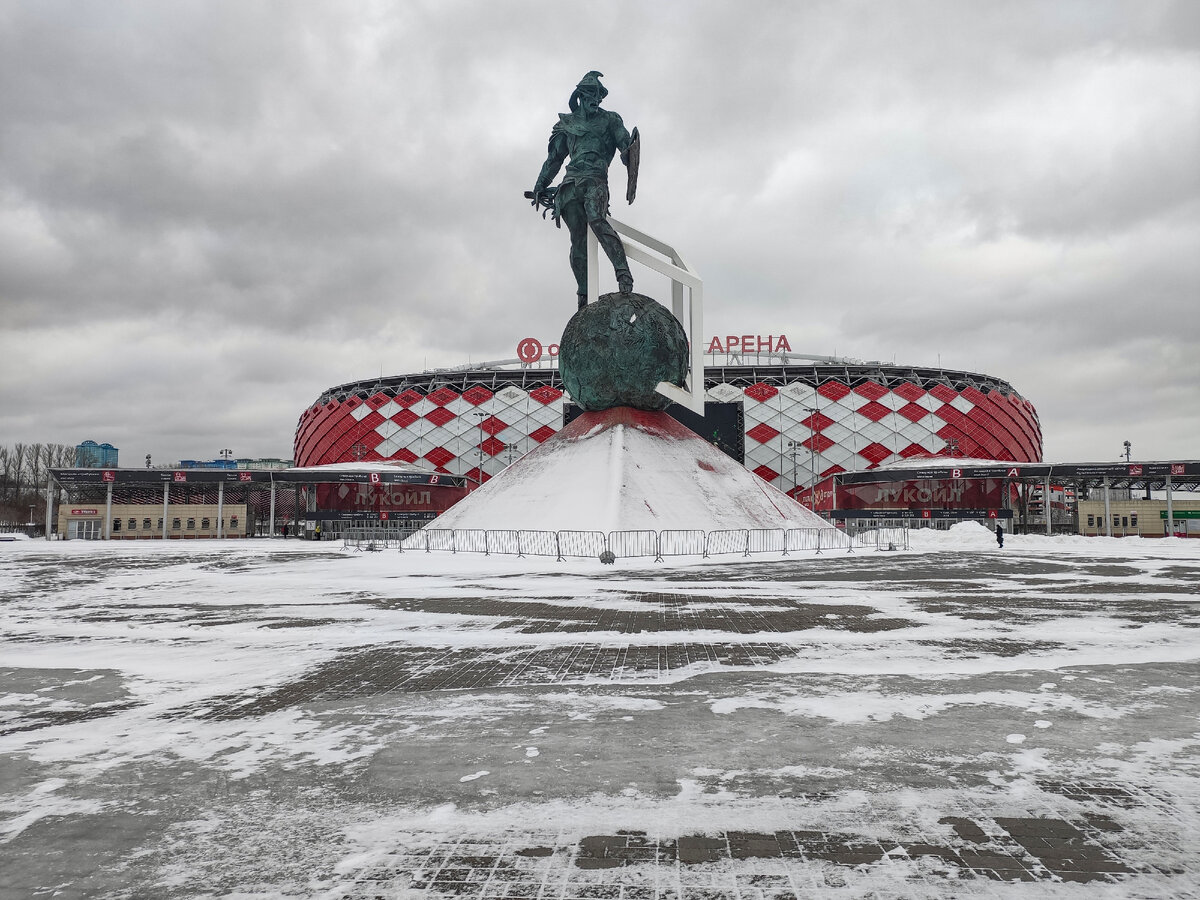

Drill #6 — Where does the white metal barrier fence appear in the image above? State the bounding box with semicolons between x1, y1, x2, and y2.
394;526;908;561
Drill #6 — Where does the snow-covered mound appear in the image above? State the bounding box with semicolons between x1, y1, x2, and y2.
427;407;840;534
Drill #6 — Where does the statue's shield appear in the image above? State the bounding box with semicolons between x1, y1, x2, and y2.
625;127;640;204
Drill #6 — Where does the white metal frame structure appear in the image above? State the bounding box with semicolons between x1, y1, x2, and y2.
587;216;705;414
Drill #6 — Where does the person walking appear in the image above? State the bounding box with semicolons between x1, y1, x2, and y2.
995;523;1004;548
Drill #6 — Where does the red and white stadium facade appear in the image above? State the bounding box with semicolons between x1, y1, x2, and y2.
294;335;1043;500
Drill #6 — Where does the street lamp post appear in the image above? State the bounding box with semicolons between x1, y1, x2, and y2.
802;407;819;511
474;412;487;485
787;440;800;502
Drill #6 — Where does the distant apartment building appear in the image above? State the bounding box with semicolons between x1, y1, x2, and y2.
75;440;118;468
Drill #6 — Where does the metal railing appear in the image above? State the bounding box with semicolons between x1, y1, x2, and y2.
392;525;908;561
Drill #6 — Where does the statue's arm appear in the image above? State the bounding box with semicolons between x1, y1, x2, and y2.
612;113;633;160
533;132;568;198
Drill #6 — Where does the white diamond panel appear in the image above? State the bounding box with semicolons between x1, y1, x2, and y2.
915;394;942;412
376;400;401;419
410;417;440;439
376;436;403;458
375;420;401;441
408;399;435;418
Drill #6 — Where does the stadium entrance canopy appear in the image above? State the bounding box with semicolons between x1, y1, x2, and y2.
831;459;1200;534
45;465;468;540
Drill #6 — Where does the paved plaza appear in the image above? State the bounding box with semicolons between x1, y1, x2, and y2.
1;532;1198;898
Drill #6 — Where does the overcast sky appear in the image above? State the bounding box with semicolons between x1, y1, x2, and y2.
1;0;1197;466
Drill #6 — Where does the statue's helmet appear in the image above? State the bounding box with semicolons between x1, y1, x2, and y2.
569;70;608;111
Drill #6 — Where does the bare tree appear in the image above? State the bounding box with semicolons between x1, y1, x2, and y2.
11;443;26;501
27;443;45;500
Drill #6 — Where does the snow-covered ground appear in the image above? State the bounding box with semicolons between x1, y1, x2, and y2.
1;526;1198;898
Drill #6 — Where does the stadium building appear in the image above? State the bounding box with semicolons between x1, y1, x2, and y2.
294;343;1043;502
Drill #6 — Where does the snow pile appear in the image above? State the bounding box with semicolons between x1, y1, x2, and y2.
427;407;839;534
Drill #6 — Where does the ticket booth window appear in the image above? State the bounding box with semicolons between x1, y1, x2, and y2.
1087;514;1094;528
1130;513;1138;527
187;518;196;530
201;517;210;530
172;518;181;530
112;519;121;533
128;518;137;530
230;515;239;530
142;518;152;530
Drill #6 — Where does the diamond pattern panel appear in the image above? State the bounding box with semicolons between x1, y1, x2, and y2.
744;383;778;402
753;464;779;482
297;371;1042;478
746;422;780;444
853;381;888;401
707;383;743;402
462;386;494;406
891;382;926;402
424;406;456;428
817;381;851;401
857;401;891;423
896;402;929;424
858;442;893;467
426;387;459;407
802;434;836;454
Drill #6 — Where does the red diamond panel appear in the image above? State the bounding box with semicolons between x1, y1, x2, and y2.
896;402;929;424
462;385;494;406
857;401;891;422
392;408;419;428
820;463;846;478
962;385;988;406
529;386;564;405
899;443;934;459
891;382;926;402
424;406;455;427
479;415;507;437
746;422;780;444
858;442;893;467
424;446;454;468
744;382;778;402
853;381;888;401
928;384;959;404
357;410;385;431
934;403;965;427
426;387;459;407
801;433;836;454
392;448;418;464
481;436;506;457
366;391;392;410
529;425;557;443
396;389;424;408
753;464;779;482
801;411;836;432
817;381;851;401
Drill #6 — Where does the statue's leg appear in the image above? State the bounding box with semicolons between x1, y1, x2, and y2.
562;202;589;307
584;182;633;294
